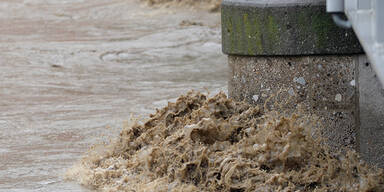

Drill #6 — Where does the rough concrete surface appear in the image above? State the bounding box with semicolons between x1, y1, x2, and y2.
358;55;384;168
222;0;325;7
221;0;362;56
228;55;358;150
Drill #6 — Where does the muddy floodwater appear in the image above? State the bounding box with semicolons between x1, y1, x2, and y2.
0;1;227;191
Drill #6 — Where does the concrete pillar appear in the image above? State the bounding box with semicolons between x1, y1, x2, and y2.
358;55;384;168
221;0;363;151
228;55;360;150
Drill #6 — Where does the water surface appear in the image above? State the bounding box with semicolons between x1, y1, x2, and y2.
0;1;227;191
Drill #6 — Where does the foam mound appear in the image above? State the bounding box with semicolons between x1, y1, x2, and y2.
66;91;384;191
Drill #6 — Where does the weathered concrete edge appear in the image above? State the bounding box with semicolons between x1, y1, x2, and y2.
358;55;384;168
221;0;363;56
222;0;325;8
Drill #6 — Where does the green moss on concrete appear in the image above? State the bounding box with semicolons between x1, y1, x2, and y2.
312;13;333;49
235;13;243;53
253;14;263;54
243;13;254;55
224;13;235;53
267;15;279;49
243;12;263;55
221;2;362;56
297;11;310;46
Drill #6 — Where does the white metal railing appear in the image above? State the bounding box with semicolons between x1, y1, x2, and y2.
327;0;384;87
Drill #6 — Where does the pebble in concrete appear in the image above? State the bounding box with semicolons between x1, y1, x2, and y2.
288;87;295;96
350;80;356;86
335;94;342;102
293;77;306;86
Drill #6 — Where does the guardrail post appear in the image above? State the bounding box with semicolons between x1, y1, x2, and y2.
222;0;364;151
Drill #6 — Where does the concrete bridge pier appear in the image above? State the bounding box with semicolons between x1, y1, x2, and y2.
222;0;384;167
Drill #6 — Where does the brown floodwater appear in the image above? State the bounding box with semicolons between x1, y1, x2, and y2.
0;1;227;191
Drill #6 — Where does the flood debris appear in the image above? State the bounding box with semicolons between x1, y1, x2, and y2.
66;91;384;191
141;0;221;12
179;20;204;27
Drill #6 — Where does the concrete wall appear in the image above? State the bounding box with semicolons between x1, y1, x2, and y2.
228;55;358;150
222;0;384;167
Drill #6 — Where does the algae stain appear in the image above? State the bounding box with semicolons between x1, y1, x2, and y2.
226;14;235;53
312;13;332;49
252;13;263;54
243;13;254;55
243;14;263;55
235;13;243;53
224;9;263;55
266;15;279;52
297;12;309;46
298;12;307;33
